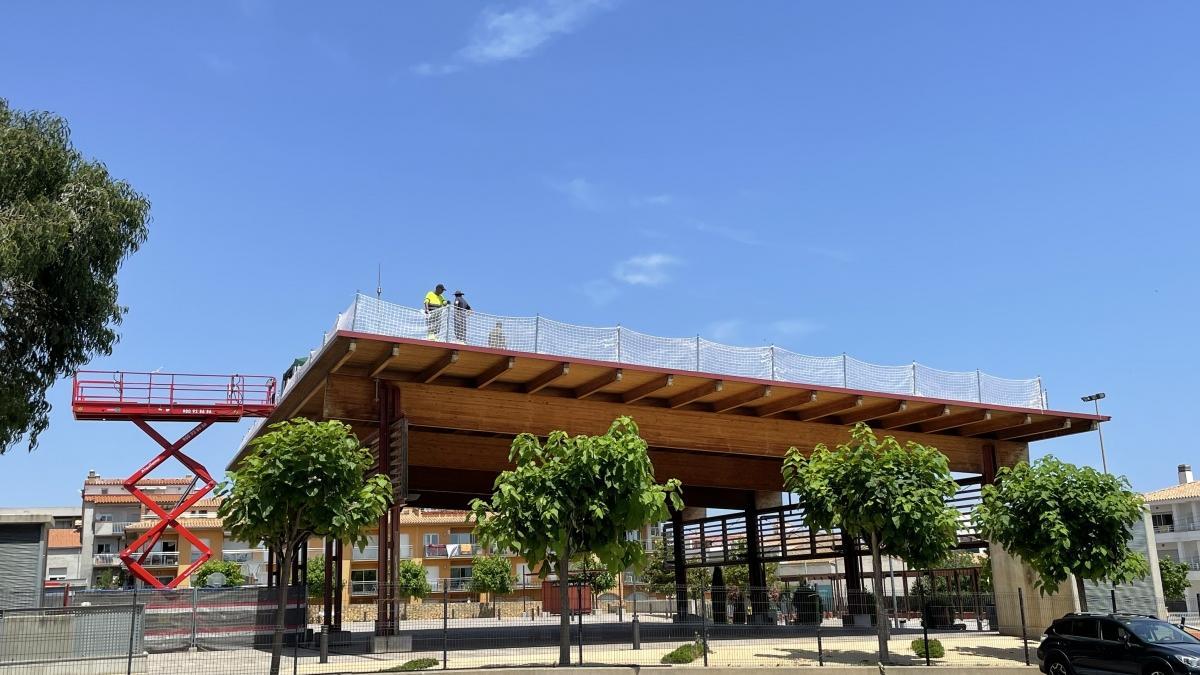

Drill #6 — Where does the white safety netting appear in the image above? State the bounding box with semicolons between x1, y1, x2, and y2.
310;294;1045;409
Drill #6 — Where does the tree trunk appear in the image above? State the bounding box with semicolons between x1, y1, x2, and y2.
869;531;890;664
270;546;292;675
558;558;571;666
1075;574;1089;613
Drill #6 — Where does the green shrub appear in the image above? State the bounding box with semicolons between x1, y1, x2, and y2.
383;658;440;671
660;635;710;664
911;638;945;659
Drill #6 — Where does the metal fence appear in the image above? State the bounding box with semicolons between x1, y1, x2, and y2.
285;294;1047;409
3;581;1189;673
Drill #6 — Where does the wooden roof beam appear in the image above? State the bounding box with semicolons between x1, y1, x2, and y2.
795;396;863;422
524;363;570;394
919;409;990;434
994;418;1070;441
710;386;772;414
755;391;817;418
331;340;357;373
958;414;1032;438
622;375;674;404
879;405;950;430
417;350;459;384
837;400;906;425
474;356;515;389
369;345;401;378
668;381;723;409
575;369;623;399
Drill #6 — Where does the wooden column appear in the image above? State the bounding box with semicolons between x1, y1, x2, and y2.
375;384;394;636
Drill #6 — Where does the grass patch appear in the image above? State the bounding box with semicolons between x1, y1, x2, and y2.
911;638;945;659
383;657;440;671
661;635;710;664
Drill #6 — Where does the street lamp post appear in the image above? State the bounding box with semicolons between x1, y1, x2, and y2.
1081;393;1107;473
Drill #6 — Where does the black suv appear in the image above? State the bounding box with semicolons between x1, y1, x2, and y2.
1038;612;1200;674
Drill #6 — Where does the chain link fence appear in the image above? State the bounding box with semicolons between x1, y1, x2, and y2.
2;580;1183;672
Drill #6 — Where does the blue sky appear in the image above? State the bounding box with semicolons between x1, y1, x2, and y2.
2;1;1198;504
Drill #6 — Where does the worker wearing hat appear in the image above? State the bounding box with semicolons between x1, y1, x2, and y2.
451;290;472;343
423;284;448;339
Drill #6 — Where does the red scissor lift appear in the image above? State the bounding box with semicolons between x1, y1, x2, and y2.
72;370;276;588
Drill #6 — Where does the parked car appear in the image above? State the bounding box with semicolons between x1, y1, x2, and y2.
1038;612;1200;674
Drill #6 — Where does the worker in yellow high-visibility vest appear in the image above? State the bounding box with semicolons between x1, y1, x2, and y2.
423;284;448;339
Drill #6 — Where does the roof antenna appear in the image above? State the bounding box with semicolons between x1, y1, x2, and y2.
376;263;383;299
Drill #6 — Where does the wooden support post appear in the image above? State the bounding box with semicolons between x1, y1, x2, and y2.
670;506;688;620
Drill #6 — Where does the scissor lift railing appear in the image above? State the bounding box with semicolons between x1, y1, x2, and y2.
72;370;276;589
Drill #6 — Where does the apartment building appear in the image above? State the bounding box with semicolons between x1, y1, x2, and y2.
1147;464;1200;612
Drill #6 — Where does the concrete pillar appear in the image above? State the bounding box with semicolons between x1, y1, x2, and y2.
745;492;772;622
989;543;1078;639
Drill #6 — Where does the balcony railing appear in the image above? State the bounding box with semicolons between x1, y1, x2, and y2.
424;543;478;558
93;554;121;566
93;521;132;537
140;552;179;567
1154;521;1200;534
222;549;268;563
352;545;379;561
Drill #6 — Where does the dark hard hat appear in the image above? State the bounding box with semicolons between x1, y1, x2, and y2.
435;284;446;292
454;290;464;296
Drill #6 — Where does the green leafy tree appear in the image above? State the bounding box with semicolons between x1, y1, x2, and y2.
470;416;681;665
643;537;702;595
0;99;151;453
574;553;618;602
974;456;1149;612
783;423;960;663
307;555;326;599
1160;558;1190;601
94;569;124;590
719;539;780;599
193;559;246;587
219;418;392;675
469;554;514;612
395;559;432;620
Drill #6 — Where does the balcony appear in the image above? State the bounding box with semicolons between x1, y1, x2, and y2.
1154;521;1200;535
93;554;122;566
93;521;131;537
424;543;477;558
222;549;268;564
141;552;179;567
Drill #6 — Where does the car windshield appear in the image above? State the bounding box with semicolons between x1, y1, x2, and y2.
1123;619;1200;644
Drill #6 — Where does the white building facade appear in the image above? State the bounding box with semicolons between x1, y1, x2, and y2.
1147;464;1200;613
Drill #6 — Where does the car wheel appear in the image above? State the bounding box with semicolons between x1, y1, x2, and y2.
1046;656;1072;675
1144;667;1170;675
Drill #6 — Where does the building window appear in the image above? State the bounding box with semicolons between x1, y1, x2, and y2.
423;533;440;545
100;488;109;495
449;566;472;591
96;543;114;554
1153;513;1175;532
48;567;68;579
96;514;113;522
350;569;377;596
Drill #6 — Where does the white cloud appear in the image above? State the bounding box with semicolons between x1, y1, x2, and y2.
770;319;822;337
581;279;620;306
694;221;759;245
705;319;744;343
549;177;601;209
461;0;612;64
612;254;679;286
201;53;235;72
412;62;463;77
631;193;673;207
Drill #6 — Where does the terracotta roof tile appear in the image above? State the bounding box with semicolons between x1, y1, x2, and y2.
125;517;224;531
47;529;81;548
84;477;197;486
85;494;223;506
393;509;473;525
1144;482;1200;503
